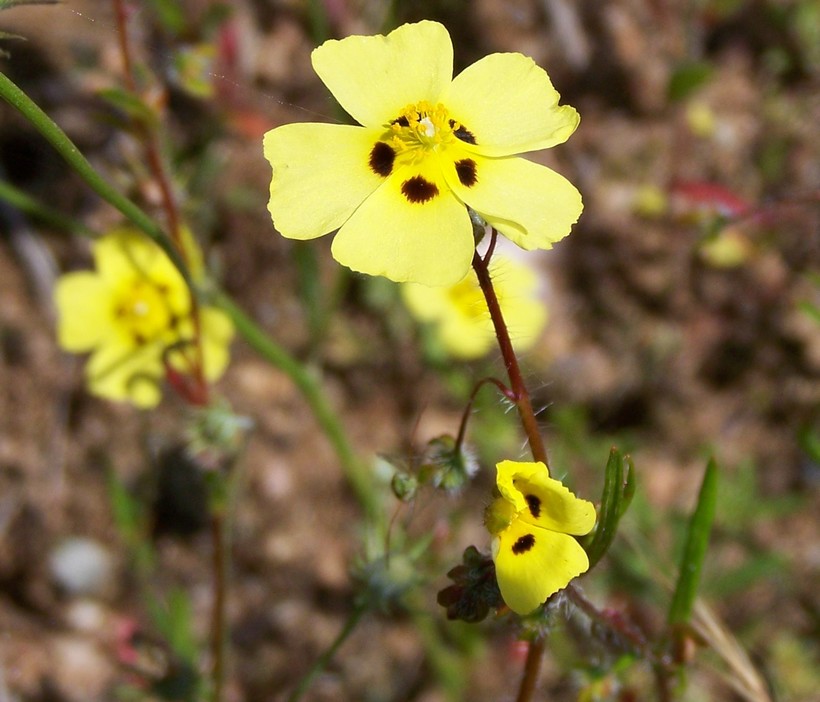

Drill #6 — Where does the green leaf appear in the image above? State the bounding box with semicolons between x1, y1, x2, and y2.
619;456;636;518
0;0;58;9
586;448;633;568
144;0;186;35
147;588;198;663
97;87;158;127
668;61;713;101
668;458;718;626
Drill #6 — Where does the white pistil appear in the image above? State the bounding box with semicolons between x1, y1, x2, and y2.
419;116;436;138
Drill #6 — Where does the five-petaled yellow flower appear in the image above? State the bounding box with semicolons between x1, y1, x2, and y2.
485;460;596;615
401;254;547;359
54;228;234;408
263;21;582;286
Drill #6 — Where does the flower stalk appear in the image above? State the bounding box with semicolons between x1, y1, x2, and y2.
471;230;548;469
471;229;553;701
112;0;209;402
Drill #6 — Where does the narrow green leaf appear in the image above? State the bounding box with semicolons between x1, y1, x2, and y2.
668;458;719;626
619;455;636;518
0;178;95;237
668;61;713;101
797;300;820;325
97;87;158;127
586;448;624;568
145;0;186;35
0;0;58;9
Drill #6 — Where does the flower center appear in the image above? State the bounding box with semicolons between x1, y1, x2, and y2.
114;279;173;344
388;101;455;156
484;497;517;535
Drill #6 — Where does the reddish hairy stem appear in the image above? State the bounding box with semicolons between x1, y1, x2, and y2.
112;0;209;402
454;377;515;453
472;229;551;701
471;231;548;468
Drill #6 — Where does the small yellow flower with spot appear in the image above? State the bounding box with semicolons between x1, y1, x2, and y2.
401;254;547;359
263;21;582;286
486;460;596;615
54;228;233;408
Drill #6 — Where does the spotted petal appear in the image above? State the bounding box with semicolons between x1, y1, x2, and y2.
492;519;590;615
444;52;579;157
446;155;582;251
311;21;453;128
85;337;164;408
264;123;385;240
498;461;596;536
331;162;474;285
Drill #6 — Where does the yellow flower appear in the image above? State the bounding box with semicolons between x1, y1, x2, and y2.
401;254;547;359
485;460;596;615
263;21;582;286
54;228;234;408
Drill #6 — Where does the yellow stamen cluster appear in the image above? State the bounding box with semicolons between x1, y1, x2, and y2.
114;279;175;343
388;101;458;157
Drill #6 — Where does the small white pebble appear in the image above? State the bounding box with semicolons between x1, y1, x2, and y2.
49;537;113;597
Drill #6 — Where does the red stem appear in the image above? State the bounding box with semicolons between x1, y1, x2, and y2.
472;229;550;701
471;231;548;468
112;0;209;403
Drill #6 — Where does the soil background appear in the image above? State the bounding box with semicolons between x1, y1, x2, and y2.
0;1;818;701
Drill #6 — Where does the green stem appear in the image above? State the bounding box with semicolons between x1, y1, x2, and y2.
0;70;190;283
213;292;380;520
286;602;368;702
209;509;229;702
0;178;95;237
0;70;379;520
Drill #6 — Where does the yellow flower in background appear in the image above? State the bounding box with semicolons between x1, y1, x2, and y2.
263;21;582;286
54;229;234;408
485;460;596;615
402;254;547;359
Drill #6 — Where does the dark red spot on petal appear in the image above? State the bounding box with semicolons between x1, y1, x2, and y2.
449;119;476;145
512;533;536;555
392;115;410;127
401;176;439;204
455;158;477;187
525;494;541;519
369;142;395;177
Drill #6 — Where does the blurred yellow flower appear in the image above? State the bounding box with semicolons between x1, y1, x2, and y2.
263;20;582;286
401;254;547;359
485;460;595;615
54;229;233;408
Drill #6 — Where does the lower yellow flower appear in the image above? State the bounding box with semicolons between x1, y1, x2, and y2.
485;460;596;615
401;254;547;359
54;228;234;408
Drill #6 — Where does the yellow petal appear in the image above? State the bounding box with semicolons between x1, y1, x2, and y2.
93;229;168;285
331;162;474;285
264;123;385;240
199;306;234;381
54;272;111;351
85;338;164;408
515;475;597;537
444;53;579;157
492;519;590;615
311;21;453;128
403;270;493;358
446;155;582;251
